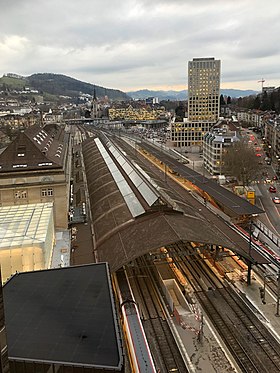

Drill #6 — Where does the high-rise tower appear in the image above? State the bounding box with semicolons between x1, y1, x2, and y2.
171;57;221;150
188;57;221;123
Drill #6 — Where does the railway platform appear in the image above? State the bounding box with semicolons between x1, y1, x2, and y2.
235;271;280;343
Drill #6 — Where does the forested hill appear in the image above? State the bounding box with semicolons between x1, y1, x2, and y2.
0;73;129;101
233;87;280;113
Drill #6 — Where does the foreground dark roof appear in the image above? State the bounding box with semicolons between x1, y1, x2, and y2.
3;263;123;370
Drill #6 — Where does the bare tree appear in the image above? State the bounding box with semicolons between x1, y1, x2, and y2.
222;140;262;186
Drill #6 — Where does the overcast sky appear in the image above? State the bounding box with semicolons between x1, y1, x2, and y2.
1;0;280;92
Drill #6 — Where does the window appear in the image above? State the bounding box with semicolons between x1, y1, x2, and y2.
15;190;27;199
17;145;26;157
41;188;53;197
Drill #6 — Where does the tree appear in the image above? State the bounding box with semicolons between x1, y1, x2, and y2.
260;91;270;111
226;96;232;105
253;95;261;109
220;94;226;106
175;102;186;121
222;139;262;186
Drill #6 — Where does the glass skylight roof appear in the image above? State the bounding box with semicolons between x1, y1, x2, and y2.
94;138;145;217
0;203;53;249
106;140;159;207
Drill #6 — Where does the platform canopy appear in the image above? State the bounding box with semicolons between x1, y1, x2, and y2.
82;136;242;271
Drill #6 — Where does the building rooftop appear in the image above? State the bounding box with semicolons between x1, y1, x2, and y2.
0;203;53;250
0;123;69;173
3;263;123;370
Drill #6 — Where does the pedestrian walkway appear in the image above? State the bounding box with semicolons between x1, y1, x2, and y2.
70;222;95;265
51;230;71;268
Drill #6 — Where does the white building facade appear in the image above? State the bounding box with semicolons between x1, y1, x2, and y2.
203;128;240;175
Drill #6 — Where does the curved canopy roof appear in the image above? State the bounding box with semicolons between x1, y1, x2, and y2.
82;136;236;272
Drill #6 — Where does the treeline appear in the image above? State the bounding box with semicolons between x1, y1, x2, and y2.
229;87;280;113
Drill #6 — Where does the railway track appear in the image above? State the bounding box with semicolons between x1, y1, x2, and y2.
128;258;188;373
172;243;280;373
83;128;280;371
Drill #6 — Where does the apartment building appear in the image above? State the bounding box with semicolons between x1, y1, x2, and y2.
264;118;280;160
236;109;264;129
203;123;240;175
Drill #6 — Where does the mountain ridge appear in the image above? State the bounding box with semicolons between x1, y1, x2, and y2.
0;73;130;101
127;89;259;101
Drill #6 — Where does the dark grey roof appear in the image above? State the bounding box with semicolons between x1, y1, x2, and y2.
3;264;123;370
0;123;69;173
139;141;263;216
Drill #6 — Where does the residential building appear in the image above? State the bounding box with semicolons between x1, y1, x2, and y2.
264;118;280;162
146;96;159;105
0;112;39;130
203;122;240;175
0;123;72;229
263;86;275;95
236;109;264;129
43;109;63;124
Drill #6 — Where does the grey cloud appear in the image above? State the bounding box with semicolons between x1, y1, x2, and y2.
0;0;280;90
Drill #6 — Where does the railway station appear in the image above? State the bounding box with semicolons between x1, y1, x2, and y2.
71;127;280;373
82;131;267;269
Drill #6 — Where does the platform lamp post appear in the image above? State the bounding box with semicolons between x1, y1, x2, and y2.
276;269;280;317
247;219;252;285
247;217;255;286
262;274;274;304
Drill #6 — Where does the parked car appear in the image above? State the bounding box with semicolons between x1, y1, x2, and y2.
272;196;280;204
269;186;277;193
